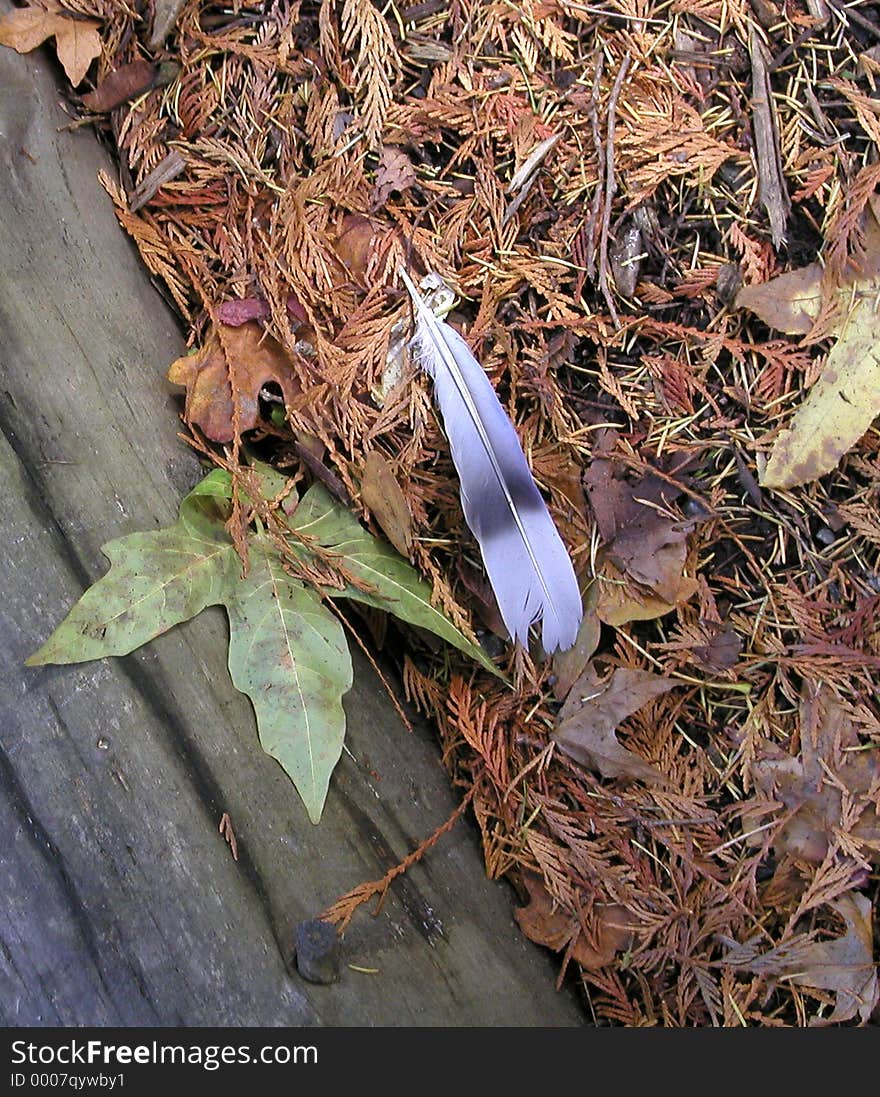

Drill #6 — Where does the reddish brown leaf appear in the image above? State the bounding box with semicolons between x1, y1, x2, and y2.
553;664;674;784
513;873;637;970
749;682;880;864
81;60;157;112
360;450;413;558
584;457;698;625
167;323;301;443
216;297;270;327
215;294;308;329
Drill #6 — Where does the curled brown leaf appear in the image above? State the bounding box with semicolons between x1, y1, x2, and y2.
167;322;302;443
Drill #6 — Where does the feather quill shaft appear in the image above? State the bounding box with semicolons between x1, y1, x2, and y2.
400;268;582;653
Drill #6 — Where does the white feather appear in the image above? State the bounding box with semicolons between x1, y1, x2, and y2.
400;268;582;653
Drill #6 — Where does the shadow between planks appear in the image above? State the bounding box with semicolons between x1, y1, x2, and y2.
0;40;584;1026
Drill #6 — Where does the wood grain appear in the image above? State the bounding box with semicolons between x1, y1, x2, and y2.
0;40;583;1027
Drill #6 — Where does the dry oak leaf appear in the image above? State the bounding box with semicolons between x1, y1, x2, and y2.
513;873;637;971
553;663;675;785
584;456;698;626
370;146;417;210
167;322;301;443
747;682;880;864
0;1;101;86
360;450;413;558
736;204;880;489
723;893;878;1025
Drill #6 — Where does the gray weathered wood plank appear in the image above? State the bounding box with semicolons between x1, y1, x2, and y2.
0;41;583;1026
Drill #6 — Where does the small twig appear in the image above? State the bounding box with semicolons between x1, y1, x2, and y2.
585;50;606;282
320;784;477;932
598;54;631;328
128;149;186;212
749;30;791;248
327;600;415;736
505;132;561;195
827;0;880;41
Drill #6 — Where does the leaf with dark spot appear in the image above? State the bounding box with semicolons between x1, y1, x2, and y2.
166;322;302;442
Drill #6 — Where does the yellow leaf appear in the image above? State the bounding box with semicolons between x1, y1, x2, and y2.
761;300;880;489
737;208;880;489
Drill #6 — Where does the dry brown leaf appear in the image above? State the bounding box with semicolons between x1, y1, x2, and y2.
456;558;508;642
552;664;674;785
360;450;413;558
531;446;590;567
513;873;637;970
584;457;698;625
0;2;101;86
167;322;302;443
371;146;416;210
81;60;157;112
736;206;880;488
794;894;879;1024
692;622;743;673
551;580;600;701
748;682;880;864
736;264;823;336
334;214;378;283
723;893;878;1025
596;559;695;627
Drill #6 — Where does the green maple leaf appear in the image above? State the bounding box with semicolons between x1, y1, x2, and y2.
27;467;497;822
